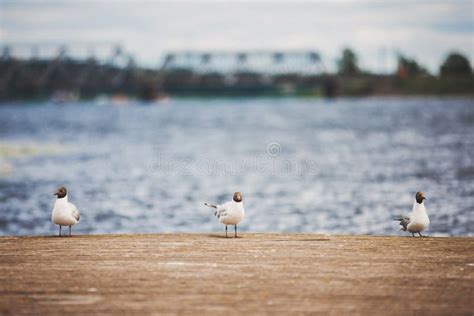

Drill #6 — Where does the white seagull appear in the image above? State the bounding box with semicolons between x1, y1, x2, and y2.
394;191;430;237
51;186;80;237
204;192;245;238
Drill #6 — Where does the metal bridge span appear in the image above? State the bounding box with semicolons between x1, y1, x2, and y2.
1;43;326;75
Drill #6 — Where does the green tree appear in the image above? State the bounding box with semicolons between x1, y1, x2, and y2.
440;52;472;77
337;48;360;75
397;55;429;78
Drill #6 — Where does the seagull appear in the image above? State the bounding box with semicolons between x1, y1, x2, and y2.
51;186;80;237
204;192;245;238
393;191;430;237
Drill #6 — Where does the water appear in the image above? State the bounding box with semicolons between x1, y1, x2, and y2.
0;97;473;236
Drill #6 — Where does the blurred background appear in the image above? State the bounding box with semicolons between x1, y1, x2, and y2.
0;1;473;236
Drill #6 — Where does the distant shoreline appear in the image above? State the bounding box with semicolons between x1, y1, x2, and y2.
1;57;473;102
1;93;473;105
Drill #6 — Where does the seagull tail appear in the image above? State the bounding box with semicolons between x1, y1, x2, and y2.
204;203;217;209
392;216;409;231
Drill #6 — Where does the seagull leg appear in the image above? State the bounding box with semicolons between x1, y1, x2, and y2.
69;225;72;237
59;226;61;237
235;225;237;238
225;225;228;238
412;233;415;237
419;232;423;237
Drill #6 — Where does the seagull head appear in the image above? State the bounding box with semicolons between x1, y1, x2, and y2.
233;192;243;203
54;186;67;199
415;191;426;204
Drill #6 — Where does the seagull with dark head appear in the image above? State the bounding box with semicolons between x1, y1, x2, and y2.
51;186;81;237
204;192;245;238
394;191;430;237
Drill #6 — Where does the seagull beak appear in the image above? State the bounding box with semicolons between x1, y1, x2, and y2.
53;192;59;196
423;197;427;200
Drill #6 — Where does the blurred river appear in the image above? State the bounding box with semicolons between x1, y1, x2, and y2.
0;97;473;236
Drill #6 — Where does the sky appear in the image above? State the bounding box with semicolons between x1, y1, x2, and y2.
0;0;473;73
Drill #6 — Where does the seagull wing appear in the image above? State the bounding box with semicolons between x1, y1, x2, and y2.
215;203;229;219
70;203;80;222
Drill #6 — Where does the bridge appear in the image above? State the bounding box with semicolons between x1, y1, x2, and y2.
161;50;326;75
0;42;134;67
0;43;331;99
1;43;326;75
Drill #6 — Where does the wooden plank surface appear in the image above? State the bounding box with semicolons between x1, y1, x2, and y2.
0;234;473;315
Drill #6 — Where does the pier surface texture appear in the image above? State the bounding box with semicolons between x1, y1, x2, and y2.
0;234;473;315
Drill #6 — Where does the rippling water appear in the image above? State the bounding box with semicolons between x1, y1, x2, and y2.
0;97;473;236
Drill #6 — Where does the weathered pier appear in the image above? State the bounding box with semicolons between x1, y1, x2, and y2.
0;234;472;315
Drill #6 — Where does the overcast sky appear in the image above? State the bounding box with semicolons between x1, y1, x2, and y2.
1;0;473;73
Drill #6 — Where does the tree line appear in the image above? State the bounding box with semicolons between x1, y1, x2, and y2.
337;48;472;78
